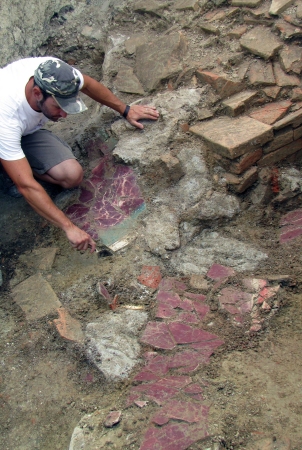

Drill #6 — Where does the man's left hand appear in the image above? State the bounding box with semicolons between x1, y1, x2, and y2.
126;105;159;129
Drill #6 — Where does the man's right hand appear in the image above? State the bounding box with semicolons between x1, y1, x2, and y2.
64;223;96;253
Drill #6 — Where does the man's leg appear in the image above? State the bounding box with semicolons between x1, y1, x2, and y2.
21;129;83;189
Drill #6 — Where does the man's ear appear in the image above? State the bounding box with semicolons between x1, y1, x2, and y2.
32;85;43;102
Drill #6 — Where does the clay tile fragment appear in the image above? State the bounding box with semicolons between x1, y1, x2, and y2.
137;265;162;289
140;322;176;350
207;264;236;280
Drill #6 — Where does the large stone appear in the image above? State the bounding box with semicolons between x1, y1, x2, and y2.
11;273;62;321
280;45;302;74
249;100;292;125
133;0;166;16
196;70;245;99
181;191;240;222
113;88;202;169
231;0;262;6
222;91;258;117
135;33;187;92
18;247;58;271
269;0;295;15
240;27;283;59
248;61;275;86
273;62;301;86
174;0;200;11
85;310;148;381
276;21;302;40
142;206;181;256
190;117;273;159
170;231;268;274
114;65;145;95
124;34;148;55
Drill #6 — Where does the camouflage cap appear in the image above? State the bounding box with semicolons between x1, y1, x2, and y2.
34;59;87;115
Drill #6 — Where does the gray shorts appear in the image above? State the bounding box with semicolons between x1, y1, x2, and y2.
21;129;76;175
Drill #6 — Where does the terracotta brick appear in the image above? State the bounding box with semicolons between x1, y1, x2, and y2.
273;108;302;130
228;26;248;39
249;100;292;125
258;138;302;166
53;307;84;344
190;116;273;159
225;166;258;193
263;127;293;154
196;70;245;99
294;125;302;140
222;90;258;117
229;148;263;174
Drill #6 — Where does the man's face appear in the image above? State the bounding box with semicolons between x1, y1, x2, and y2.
37;96;68;122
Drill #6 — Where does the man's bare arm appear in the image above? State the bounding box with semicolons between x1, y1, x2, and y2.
81;75;159;129
1;158;96;252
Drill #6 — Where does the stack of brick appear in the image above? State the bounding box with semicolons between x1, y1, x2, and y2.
190;67;302;195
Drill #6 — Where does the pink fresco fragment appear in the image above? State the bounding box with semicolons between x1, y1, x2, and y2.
218;287;254;306
207;264;236;280
156;303;177;319
280;224;302;243
178;298;194;311
151;400;209;425
193;302;210;320
168;322;221;344
190;340;224;356
175;311;200;324
238;300;254;314
183;292;206;302
222;304;240;315
183;383;203;394
156;291;181;308
280;208;302;226
177;362;200;373
144;355;170;376
140;322;176;350
158;277;187;293
65;154;145;238
139;421;209;450
167;350;200;370
127;376;192;406
97;282;112;301
133;371;159;382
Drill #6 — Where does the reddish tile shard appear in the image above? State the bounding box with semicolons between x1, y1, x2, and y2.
156;303;177;319
138;265;162;289
158;277;187;293
168;322;220;344
156;291;181;308
183;292;206;302
151;400;209;425
140;322;176;350
139;421;209;450
207;264;236;280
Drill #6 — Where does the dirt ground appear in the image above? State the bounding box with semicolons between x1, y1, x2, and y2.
1;171;302;450
1;1;302;448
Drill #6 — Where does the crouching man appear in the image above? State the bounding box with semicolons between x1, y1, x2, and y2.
0;57;159;252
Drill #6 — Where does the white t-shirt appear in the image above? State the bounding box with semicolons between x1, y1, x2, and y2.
0;57;84;161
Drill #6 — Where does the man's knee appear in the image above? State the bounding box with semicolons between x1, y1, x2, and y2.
61;161;83;188
46;159;83;188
